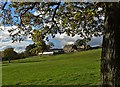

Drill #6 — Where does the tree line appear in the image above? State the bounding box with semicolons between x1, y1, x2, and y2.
0;41;54;63
0;38;94;63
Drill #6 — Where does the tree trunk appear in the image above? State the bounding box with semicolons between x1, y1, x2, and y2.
101;2;120;86
8;58;11;63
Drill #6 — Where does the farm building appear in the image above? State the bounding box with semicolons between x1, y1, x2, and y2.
63;44;77;53
50;48;64;54
38;48;64;55
38;52;54;55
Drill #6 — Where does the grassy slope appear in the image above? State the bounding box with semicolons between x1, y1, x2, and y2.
2;49;101;85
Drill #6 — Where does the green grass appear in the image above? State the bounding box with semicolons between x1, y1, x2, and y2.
2;49;101;85
0;62;2;86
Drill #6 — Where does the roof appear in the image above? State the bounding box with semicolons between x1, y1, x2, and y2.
64;44;77;48
64;44;73;48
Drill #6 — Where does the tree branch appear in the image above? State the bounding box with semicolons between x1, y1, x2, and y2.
21;3;37;15
52;2;61;29
2;2;7;10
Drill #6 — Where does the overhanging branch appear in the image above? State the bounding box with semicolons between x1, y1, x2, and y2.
2;2;7;10
52;2;61;29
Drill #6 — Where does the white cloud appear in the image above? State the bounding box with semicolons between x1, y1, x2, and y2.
0;26;33;53
49;33;82;48
54;33;82;41
50;33;103;48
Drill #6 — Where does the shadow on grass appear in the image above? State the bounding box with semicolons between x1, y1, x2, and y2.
16;60;46;64
2;60;46;65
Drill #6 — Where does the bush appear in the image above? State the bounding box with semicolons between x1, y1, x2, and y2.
15;52;25;59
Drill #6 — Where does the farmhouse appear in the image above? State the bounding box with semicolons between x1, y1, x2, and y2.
63;44;77;53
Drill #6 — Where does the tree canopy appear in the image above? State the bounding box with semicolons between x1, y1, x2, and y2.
75;39;88;47
1;2;105;42
3;48;17;63
28;29;47;54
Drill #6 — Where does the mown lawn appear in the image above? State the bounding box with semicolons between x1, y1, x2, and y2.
0;62;2;86
2;49;101;86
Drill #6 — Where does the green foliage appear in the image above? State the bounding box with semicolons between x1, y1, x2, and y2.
47;42;54;49
32;30;43;43
0;51;4;58
1;2;105;42
3;48;17;63
25;44;36;57
25;44;36;52
2;49;101;85
87;45;91;50
24;30;51;56
45;42;54;52
75;38;91;49
75;39;86;46
29;46;42;55
16;52;25;59
31;30;47;55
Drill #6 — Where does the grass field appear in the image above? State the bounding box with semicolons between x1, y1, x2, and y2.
2;49;101;86
0;62;2;86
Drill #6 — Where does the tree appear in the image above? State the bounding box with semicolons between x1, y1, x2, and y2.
87;45;91;50
1;2;120;86
17;52;25;59
31;29;47;54
45;42;55;51
75;38;90;49
101;3;120;86
48;42;54;48
3;48;17;63
63;44;77;53
25;44;36;52
25;43;36;57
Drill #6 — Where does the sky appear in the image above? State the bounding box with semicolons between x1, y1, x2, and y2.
0;26;103;53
